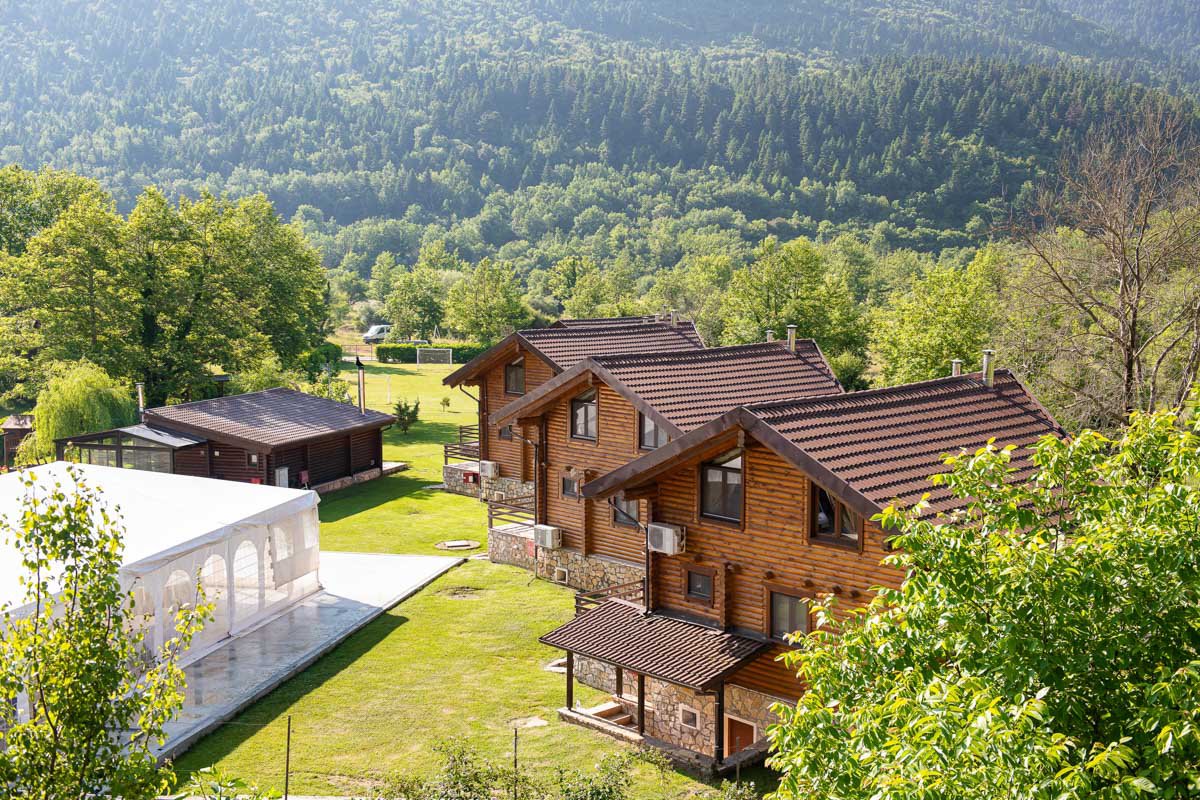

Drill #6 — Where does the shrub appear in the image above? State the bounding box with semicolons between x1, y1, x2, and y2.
300;341;343;379
393;397;420;434
376;342;487;364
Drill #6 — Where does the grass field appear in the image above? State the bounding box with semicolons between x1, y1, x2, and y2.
175;361;755;798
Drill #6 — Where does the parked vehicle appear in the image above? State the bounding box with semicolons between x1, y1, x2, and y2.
362;324;392;344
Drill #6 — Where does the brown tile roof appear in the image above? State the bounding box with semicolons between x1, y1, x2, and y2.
746;370;1062;516
1;415;33;431
540;600;769;690
143;388;395;452
444;319;705;387
519;322;704;370
592;341;842;432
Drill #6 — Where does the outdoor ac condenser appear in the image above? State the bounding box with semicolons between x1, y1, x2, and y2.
479;460;500;478
533;524;561;549
646;523;685;555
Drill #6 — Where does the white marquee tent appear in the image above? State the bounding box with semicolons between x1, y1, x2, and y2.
0;462;321;662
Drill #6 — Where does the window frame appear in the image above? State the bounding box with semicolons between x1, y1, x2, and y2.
683;565;716;606
699;451;743;525
504;358;526;396
766;585;812;643
499;425;514;442
679;705;700;729
638;413;669;450
612;496;639;528
809;483;863;551
561;476;580;498
569;388;598;441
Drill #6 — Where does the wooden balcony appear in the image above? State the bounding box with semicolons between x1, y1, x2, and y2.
486;491;536;534
443;424;480;464
574;579;645;615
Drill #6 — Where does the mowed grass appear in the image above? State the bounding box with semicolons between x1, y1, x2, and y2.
175;361;747;798
175;560;706;797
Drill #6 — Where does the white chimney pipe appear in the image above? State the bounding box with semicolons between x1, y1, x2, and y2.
766;330;775;342
981;350;996;387
135;382;145;414
670;310;679;327
356;357;367;413
951;359;963;377
786;324;798;352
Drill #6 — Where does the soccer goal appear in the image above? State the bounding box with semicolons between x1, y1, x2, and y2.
416;347;453;365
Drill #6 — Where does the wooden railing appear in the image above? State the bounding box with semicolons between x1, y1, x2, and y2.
575;579;645;615
443;424;481;464
486;492;536;532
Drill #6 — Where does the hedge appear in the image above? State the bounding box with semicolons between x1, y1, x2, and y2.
300;341;344;378
376;343;488;364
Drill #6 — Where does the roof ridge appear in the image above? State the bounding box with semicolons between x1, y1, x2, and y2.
521;321;692;337
594;340;820;365
146;385;294;413
747;369;1020;415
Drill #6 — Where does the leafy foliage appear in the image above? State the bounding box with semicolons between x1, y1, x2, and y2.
393;398;421;435
0;467;209;798
444;259;533;345
18;361;137;465
769;405;1200;799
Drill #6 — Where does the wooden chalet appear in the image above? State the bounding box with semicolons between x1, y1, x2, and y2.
440;315;704;496
485;335;843;592
540;365;1064;773
1;414;33;469
56;388;396;492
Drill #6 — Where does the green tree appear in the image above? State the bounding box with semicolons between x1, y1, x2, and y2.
0;467;208;797
228;352;302;395
415;240;468;274
444;259;531;345
385;267;445;339
18;361;137;464
869;246;1001;385
769;406;1200;799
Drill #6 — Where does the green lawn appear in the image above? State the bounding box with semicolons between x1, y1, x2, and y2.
176;362;755;798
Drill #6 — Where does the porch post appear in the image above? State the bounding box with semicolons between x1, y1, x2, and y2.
615;666;623;698
566;652;574;709
714;680;725;764
637;673;646;735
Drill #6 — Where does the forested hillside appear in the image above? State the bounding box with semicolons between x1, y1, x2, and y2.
0;0;1196;287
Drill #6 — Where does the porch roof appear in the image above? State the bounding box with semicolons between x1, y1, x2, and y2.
540;599;769;691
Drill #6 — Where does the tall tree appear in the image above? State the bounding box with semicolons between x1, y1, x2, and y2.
1005;105;1200;429
0;467;207;797
17;361;137;465
385;266;445;339
770;406;1200;799
444;259;531;345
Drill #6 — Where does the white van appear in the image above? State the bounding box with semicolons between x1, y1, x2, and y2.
362;324;392;344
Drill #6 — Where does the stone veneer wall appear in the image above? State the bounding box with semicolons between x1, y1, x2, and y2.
488;525;644;591
442;462;535;500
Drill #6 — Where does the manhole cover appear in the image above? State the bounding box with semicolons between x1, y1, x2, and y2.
436;539;480;550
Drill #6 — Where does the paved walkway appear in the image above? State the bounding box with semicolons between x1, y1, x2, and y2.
157;551;462;760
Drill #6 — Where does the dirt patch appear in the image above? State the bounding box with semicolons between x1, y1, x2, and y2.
509;715;549;729
437;585;484;599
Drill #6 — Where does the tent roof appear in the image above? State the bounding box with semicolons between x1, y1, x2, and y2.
0;462;318;609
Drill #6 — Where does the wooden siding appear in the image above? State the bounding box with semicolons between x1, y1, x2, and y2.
350;429;378;473
207;442;266;483
308;435;350;485
172;444;210;478
481;346;555;480
541;383;647;563
649;440;903;700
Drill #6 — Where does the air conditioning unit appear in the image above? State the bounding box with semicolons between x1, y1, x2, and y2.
534;524;562;549
647;523;685;555
478;460;500;478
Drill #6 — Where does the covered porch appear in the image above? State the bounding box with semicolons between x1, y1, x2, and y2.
540;599;770;774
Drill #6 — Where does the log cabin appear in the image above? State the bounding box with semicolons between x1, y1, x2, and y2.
55;388;396;493
486;336;842;592
1;415;33;469
540;364;1064;774
440;315;704;498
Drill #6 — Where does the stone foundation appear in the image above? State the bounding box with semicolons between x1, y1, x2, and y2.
442;462;534;500
487;524;644;592
442;461;482;497
312;463;408;495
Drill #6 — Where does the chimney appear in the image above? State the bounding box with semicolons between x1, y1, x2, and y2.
669;310;679;327
766;329;775;343
356;357;367;413
951;359;963;377
786;324;797;352
135;382;145;414
981;350;996;388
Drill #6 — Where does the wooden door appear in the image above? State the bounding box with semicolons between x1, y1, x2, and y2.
726;717;757;753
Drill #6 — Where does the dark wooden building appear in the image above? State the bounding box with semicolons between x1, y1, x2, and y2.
2;414;34;469
541;367;1064;772
56;388;395;491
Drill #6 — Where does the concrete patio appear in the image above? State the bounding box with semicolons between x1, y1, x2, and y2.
157;550;462;760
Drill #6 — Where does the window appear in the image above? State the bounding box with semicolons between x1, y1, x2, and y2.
613;496;639;527
770;592;810;641
639;413;669;450
570;389;597;440
700;452;743;522
562;476;580;498
499;425;514;441
811;485;860;546
679;706;699;729
504;359;525;395
686;569;714;602
247;452;259;467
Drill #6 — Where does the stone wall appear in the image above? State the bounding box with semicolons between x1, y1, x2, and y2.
442;461;482;497
488;525;644;592
441;462;533;500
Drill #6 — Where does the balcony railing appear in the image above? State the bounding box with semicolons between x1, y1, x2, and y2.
443;424;480;464
575;579;645;616
486;491;536;533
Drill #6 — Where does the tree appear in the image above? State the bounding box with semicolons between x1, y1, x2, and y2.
393;398;420;434
18;361;137;465
444;259;531;345
0;466;208;797
304;371;353;404
721;237;869;386
769;405;1200;799
1005;105;1200;429
385;267;445;339
369;251;403;303
870;246;1002;385
228;352;302;395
